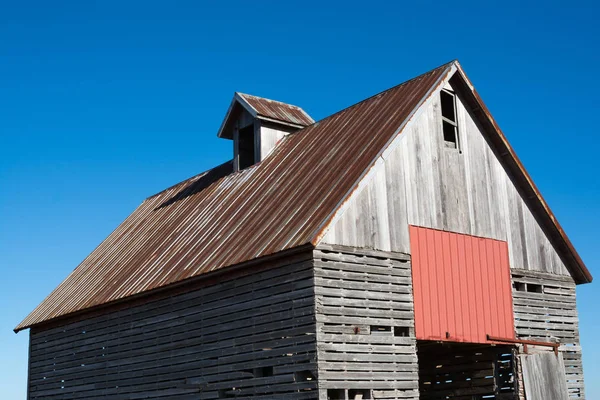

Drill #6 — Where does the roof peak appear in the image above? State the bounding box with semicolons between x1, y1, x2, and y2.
17;62;450;332
16;59;589;333
217;92;314;139
307;61;456;129
236;92;305;109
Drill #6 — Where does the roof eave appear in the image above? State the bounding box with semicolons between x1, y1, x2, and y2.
217;93;260;139
14;242;316;333
451;61;592;284
255;115;308;130
311;60;591;285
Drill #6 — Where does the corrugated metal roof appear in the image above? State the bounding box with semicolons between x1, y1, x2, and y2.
16;60;592;332
410;226;515;344
238;92;314;127
16;62;451;331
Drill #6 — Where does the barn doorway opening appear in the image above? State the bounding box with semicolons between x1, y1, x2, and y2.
417;341;518;400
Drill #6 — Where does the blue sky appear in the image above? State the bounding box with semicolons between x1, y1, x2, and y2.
1;1;598;398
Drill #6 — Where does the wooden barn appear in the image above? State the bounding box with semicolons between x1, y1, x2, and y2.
16;61;591;400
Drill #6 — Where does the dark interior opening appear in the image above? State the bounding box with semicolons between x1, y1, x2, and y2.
326;389;373;399
513;281;526;292
443;121;457;148
294;370;315;382
526;283;543;293
348;389;372;399
441;90;456;121
253;366;273;377
441;89;459;149
417;341;517;400
238;124;255;170
219;388;235;398
327;389;345;399
370;325;391;334
394;326;410;337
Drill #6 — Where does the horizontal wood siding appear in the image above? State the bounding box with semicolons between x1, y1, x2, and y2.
28;258;318;399
314;245;418;400
512;270;584;399
322;76;570;277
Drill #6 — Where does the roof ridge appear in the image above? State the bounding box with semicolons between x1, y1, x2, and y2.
237;92;305;110
309;61;455;245
308;60;456;127
146;63;455;205
147;63;454;206
15;60;460;331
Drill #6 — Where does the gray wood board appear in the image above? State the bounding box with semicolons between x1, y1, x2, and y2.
28;259;318;400
512;270;584;399
314;246;418;400
322;79;571;277
521;352;569;400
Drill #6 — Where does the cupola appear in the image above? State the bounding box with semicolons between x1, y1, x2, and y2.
217;92;314;171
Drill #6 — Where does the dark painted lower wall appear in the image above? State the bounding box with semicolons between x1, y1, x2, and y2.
27;256;318;399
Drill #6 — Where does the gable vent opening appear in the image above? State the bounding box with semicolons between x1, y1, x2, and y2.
440;89;459;150
237;123;256;170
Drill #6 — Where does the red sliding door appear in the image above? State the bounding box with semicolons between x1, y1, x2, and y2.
409;226;515;343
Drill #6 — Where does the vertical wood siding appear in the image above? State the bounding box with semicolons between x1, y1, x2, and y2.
520;352;570;400
322;76;570;277
28;259;318;400
313;245;419;400
259;122;296;161
512;270;584;399
410;226;514;343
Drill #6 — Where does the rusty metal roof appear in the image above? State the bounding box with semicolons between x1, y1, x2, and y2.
16;60;591;332
449;64;592;285
16;63;450;332
217;93;314;139
238;92;314;127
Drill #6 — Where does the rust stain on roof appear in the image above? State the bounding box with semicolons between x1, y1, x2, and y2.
238;92;314;127
16;60;591;332
16;63;451;331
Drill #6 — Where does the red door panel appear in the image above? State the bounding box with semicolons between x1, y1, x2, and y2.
410;226;515;343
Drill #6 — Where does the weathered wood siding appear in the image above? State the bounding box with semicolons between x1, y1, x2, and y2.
321;77;570;277
313;245;419;400
418;343;517;400
28;258;318;400
520;352;570;400
259;121;296;161
512;270;584;399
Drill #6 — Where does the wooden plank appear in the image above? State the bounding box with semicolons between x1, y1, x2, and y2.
512;269;584;399
319;80;573;279
28;261;319;400
520;352;570;400
313;248;418;398
31;259;314;343
315;245;411;262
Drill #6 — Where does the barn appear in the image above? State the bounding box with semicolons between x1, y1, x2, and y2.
16;61;590;400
